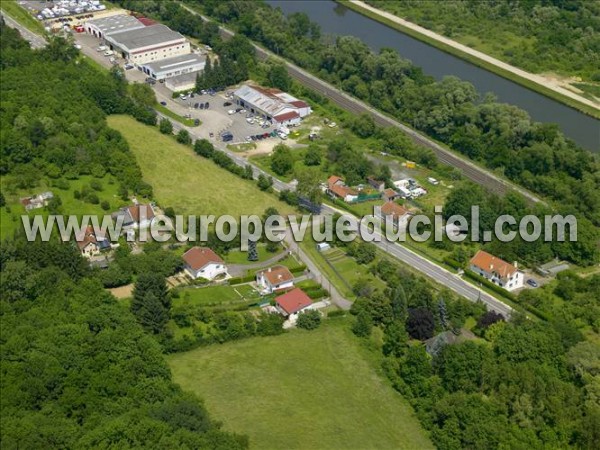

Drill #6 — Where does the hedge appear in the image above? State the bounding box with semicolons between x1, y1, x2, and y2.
464;270;517;302
227;274;256;285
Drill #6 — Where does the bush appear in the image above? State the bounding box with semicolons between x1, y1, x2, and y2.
296;309;321;330
90;179;103;191
159;118;173;135
100;200;110;211
176;129;192;145
327;309;346;318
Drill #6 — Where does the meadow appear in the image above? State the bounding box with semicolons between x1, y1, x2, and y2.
107;115;293;217
168;320;433;450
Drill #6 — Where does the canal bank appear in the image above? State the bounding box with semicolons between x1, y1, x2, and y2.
268;1;599;152
340;0;600;121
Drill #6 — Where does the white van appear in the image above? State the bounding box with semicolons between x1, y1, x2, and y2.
103;50;114;57
427;177;440;185
97;45;107;52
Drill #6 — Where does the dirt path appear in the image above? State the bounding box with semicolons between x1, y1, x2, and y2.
350;1;599;112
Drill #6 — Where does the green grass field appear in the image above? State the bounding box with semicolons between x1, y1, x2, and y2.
168;321;433;450
176;284;261;306
2;0;46;35
0;174;126;240
107;115;293;217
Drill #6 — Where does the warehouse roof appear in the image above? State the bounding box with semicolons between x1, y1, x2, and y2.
108;24;185;52
85;14;144;36
143;53;206;73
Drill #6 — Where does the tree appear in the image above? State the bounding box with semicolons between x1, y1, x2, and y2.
159;118;173;135
194;139;214;158
270;144;293;175
352;310;372;337
407;308;435;340
477;310;504;329
247;239;258;261
132;273;170;312
438;298;449;330
267;63;292;91
131;292;169;334
295;166;322;204
257;174;273;191
303;144;322;166
348;242;376;264
351;113;376;138
176;129;192;145
383;320;409;357
296;310;321;330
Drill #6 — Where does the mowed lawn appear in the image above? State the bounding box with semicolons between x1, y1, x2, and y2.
168;322;433;450
107;115;292;217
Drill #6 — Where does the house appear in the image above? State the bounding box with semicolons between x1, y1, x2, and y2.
382;188;401;202
378;201;412;230
367;177;385;192
104;24;190;64
327;175;358;203
20;191;54;211
256;265;295;294
469;250;524;291
275;287;313;323
425;329;476;356
182;247;228;281
233;85;312;126
75;226;111;258
112;204;155;229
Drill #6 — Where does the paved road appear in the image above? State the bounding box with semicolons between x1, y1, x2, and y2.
167;115;511;316
1;11;47;49
181;4;540;205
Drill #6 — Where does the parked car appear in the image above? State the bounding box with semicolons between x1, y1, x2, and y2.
527;279;539;288
160;101;167;106
228;109;236;115
74;44;82;49
97;45;107;52
103;50;114;56
199;103;204;110
180;94;187;100
223;101;232;107
124;64;134;70
205;102;209;109
194;102;199;109
194;119;200;126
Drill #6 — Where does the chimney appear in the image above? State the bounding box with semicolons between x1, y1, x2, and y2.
268;267;272;272
490;264;494;270
514;261;518;269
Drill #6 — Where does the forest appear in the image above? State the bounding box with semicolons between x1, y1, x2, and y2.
346;247;600;449
366;0;600;84
0;22;248;449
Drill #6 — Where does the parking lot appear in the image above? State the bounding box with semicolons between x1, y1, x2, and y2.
73;29;292;151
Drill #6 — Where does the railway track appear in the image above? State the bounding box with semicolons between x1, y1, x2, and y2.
185;4;541;204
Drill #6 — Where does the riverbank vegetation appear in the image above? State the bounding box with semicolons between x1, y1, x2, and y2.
364;0;600;86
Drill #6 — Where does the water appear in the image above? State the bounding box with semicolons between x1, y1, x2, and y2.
268;1;600;152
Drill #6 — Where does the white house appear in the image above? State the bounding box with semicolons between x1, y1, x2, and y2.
233;85;312;126
469;250;524;291
112;204;155;229
256;265;295;294
275;288;314;325
182;247;228;281
74;226;111;259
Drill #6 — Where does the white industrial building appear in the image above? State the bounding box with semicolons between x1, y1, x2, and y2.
85;14;144;38
142;54;206;81
233;85;312;126
104;24;189;64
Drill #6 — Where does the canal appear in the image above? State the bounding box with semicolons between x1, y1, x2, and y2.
268;0;599;152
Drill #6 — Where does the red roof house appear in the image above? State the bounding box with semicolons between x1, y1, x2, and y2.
275;288;313;316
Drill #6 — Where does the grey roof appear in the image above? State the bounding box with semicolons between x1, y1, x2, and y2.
108;24;185;52
165;72;199;88
143;53;205;73
86;14;144;36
